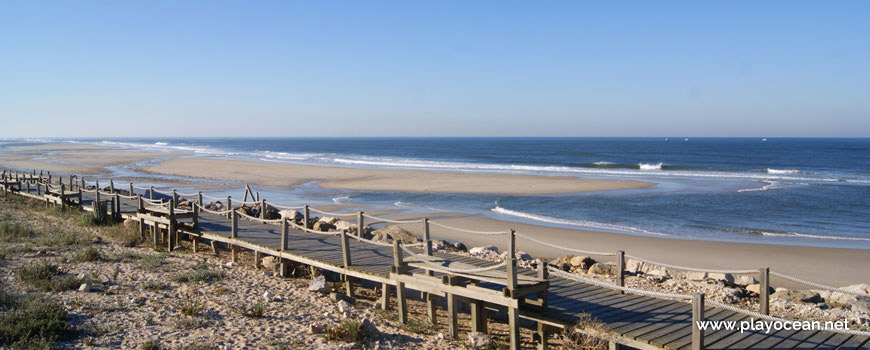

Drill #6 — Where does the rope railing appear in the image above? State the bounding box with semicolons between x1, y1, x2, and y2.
200;193;226;201
343;231;425;248
131;185;152;191
401;245;507;274
234;199;261;205
515;231;617;257
770;271;870;297
308;207;358;217
624;254;758;274
362;213;424;224
141;197;166;205
428;221;509;235
176;191;200;197
265;201;304;210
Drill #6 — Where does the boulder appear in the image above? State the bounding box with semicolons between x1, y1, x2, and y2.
78;283;90;292
452;242;467;252
313;221;335;232
360;318;380;338
826;284;870;305
337;299;352;313
308;276;331;294
746;284;775;296
647;269;671;279
468;332;491;348
686;272;708;281
206;201;225;211
708;273;735;284
280;210;302;221
371;226;420;244
625;259;649;274
309;323;325;334
318;216;339;225
570;256;595;270
262;205;281;220
333;220;355;233
262;256;277;268
735;275;758;286
469;245;498;255
98;274;113;284
771;289;823;304
852;297;870;314
588;263;616;276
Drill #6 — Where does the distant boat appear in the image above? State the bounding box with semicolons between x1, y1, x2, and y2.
684;138;689;141
762;138;767;142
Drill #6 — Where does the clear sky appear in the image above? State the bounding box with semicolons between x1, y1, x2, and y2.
1;1;868;138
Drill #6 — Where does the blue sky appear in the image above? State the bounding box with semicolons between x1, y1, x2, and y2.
1;1;868;137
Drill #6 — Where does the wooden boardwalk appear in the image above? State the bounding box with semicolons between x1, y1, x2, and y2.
3;172;869;350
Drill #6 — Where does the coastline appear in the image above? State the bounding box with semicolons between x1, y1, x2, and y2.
142;158;655;194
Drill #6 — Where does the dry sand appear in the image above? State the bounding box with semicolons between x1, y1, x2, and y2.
0;149;189;175
144;158;653;194
6;143;115;151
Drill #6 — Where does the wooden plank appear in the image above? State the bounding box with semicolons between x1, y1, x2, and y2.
817;334;855;350
643;307;730;347
836;335;870;350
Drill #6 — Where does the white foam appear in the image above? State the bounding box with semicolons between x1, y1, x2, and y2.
593;161;614;165
638;162;663;170
332;196;351;204
761;231;870;242
492;206;669;237
154;142;168;146
256;150;318;161
766;168;800;174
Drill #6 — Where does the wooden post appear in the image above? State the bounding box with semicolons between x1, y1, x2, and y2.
94;181;101;215
392;240;408;324
114;193;120;220
254;251;262;269
507;229;519;350
80;178;85;191
341;230;353;296
260;199;266;221
231;208;238;238
172;190;178;208
197;192;203;207
423;217;437;325
129;183;134;196
60;184;66;211
281;217;288;251
303;205;310;228
68;175;73;189
536;261;550;349
109;180;115;193
137;195;143;212
26;177;31;193
137;197;145;239
149;186;154;200
692;293;705;350
617;250;625;294
448;291;458;338
168;197;176;251
470;297;485;332
226;196;232;219
192;198;199;228
760;267;770;315
357;211;364;237
380;283;391;310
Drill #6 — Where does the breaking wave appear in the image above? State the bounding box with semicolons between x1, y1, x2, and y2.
491;205;668;237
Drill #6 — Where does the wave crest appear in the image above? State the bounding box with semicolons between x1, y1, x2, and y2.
638;162;663;170
491;206;668;237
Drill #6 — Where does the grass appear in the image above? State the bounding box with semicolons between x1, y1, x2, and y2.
403;316;436;334
173;316;205;330
110;251;142;262
0;294;77;347
16;261;82;292
174;344;217;350
143;281;168;292
232;301;266;318
326;319;362;343
141;340;161;350
0;216;33;242
172;295;205;317
140;254;166;269
171;269;225;284
102;225;140;247
73;246;102;262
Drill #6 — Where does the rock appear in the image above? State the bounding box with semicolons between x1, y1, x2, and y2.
77;273;88;280
436;333;445;340
308;276;331;294
625;259;648;274
333;220;355;233
262;270;274;276
313;221;335;232
501;251;532;261
329;293;355;304
318;216;339;225
108;285;120;291
852;297;870;314
647;269;670;278
588;263;616;276
360;318;380;338
263;291;274;302
468;332;491;348
262;256;277;267
261;205;281;220
337;299;352;313
310;323;324;334
98;274;113;284
469;245;498;255
371;226;420;244
78;283;90;292
224;262;238;268
826;284;870;305
735;275;758;286
452;242;467;252
570;256;595;270
280;210;302;221
746;284;774;295
431;240;445;250
708;273;735;284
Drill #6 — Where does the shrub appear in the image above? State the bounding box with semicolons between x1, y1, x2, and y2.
73;246;101;262
143;281;168;292
102;225;140;247
171;269;225;284
326;320;361;343
111;251;141;262
140;254;165;269
16;261;81;292
172;295;205;317
0;295;77;346
173;316;205;330
141;340;161;350
0;217;32;242
232;301;265;318
35;231;87;248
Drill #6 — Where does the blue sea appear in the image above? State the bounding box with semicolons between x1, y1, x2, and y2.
4;137;870;249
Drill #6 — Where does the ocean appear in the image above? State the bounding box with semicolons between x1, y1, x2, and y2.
5;137;870;249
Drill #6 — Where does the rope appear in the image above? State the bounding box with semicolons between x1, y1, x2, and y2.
265;201;304;210
308;207;358;217
141;198;166;205
200;193;226;200
132;185;152;190
428;221;509;235
195;202;234;215
401;246;507;274
150;188;173;195
235;199;260;205
548;267;693;301
237;211;284;224
770;271;870;297
706;300;870;337
362;213;424;224
176;191;200;196
515;232;617;257
624;254;758;274
288;221;341;236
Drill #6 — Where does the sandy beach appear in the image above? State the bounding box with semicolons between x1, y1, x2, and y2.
144;158;654;194
0;146;189;175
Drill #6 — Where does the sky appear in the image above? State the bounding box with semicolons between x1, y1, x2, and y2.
1;1;868;138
